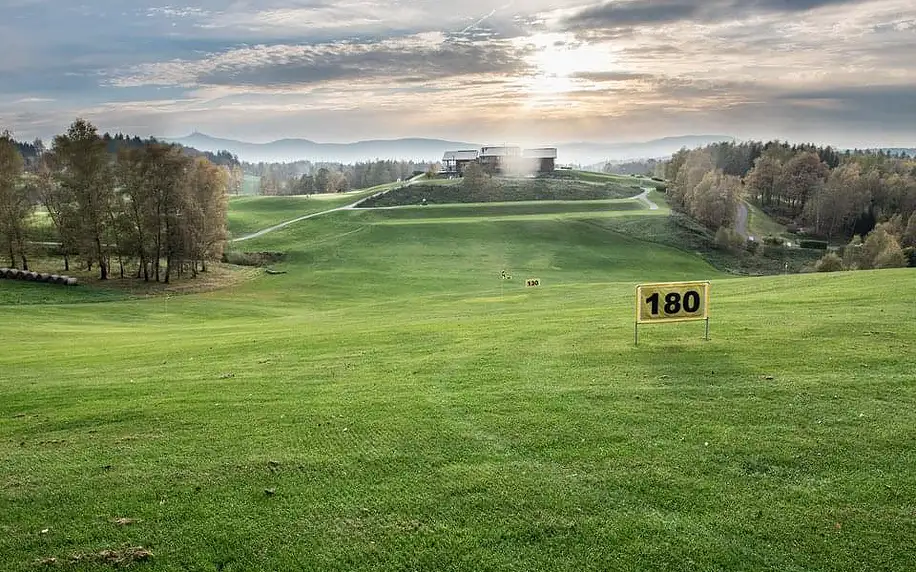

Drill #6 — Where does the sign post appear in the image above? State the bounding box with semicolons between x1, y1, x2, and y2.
500;269;512;297
635;281;710;345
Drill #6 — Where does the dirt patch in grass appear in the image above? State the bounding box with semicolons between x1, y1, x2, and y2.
35;546;153;567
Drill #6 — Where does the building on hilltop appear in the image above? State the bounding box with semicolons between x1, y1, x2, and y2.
479;146;522;174
522;148;558;173
441;145;558;176
442;150;479;175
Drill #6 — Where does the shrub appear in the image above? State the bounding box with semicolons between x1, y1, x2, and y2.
763;235;785;246
745;239;760;254
860;225;906;269
799;239;828;250
904;247;916;267
222;251;286;267
903;213;916;248
873;241;907;269
815;252;845;272
715;226;745;253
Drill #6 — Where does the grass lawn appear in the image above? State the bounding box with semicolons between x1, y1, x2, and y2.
745;201;793;240
357;199;645;223
1;196;914;571
0;279;129;305
564;171;666;190
360;178;642;208
227;185;394;237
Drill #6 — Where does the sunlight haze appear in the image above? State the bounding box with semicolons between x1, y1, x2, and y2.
2;0;914;147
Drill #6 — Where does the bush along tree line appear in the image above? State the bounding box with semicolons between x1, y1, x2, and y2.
248;159;431;196
662;140;916;269
0;119;230;283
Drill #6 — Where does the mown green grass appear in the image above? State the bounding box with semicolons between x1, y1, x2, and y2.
228;195;320;236
567;170;652;185
647;189;670;211
745;201;792;240
418;177;462;186
0;280;129;305
1;196;914;571
227;185;392;237
360;199;644;221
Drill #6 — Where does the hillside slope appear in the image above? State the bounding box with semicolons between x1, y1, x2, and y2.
1;196;913;572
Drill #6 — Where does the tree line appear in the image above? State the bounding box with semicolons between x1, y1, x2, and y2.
663;140;916;269
247;159;429;196
0;119;230;283
601;159;664;177
16;133;242;170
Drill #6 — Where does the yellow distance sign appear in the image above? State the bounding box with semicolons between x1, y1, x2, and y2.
526;278;541;287
636;281;709;324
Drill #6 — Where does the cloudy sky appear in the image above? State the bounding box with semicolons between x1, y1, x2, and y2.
1;0;914;147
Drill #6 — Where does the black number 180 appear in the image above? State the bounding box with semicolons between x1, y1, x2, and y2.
646;290;701;315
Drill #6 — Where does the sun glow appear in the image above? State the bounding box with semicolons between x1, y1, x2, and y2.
517;33;617;106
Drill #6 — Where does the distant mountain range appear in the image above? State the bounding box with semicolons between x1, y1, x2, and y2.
163;132;737;164
165;133;478;164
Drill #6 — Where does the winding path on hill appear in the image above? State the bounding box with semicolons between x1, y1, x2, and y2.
635;188;660;211
230;177;420;243
231;203;355;243
736;202;750;238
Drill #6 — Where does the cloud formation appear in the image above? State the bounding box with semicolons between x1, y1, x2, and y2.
109;33;532;89
0;0;914;149
563;0;863;29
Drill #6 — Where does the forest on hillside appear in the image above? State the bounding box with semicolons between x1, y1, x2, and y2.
662;141;916;270
245;159;430;196
0;120;231;282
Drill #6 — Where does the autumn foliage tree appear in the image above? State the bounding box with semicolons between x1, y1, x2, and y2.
687;170;743;229
114;142;229;282
666;140;916;250
667;149;743;232
50;119;116;278
3;118;230;282
0;131;31;269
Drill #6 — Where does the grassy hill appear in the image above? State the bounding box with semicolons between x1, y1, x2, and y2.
227;184;397;237
359;174;645;208
1;194;913;571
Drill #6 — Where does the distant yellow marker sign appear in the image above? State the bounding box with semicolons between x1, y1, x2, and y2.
635;281;710;343
526;279;541;287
